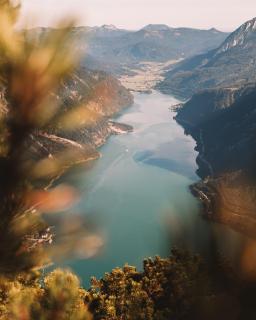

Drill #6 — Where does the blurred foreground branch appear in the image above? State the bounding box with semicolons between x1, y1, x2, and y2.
0;0;101;275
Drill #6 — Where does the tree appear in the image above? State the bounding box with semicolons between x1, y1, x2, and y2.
0;1;92;318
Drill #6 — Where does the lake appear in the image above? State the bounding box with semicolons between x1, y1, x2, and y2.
58;91;242;286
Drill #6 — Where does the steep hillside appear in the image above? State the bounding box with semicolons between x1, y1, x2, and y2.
176;83;256;177
59;68;133;118
175;87;238;127
54;67;133;148
19;67;134;163
158;17;256;98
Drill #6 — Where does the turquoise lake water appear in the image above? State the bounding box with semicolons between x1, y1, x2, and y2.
58;91;242;285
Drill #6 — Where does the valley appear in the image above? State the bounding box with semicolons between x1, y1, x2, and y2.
28;23;229;169
119;59;182;92
3;2;256;318
61;90;237;284
29;19;256;274
71;18;256;242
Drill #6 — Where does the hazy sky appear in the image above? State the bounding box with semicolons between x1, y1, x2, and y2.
19;0;256;31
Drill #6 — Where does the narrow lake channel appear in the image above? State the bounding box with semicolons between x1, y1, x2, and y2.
59;90;243;285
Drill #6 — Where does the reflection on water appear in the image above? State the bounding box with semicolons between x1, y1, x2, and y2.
134;139;198;180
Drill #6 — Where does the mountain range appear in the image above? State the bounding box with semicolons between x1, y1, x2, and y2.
83;24;229;74
30;24;229;76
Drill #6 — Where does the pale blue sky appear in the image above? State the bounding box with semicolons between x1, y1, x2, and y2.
19;0;256;31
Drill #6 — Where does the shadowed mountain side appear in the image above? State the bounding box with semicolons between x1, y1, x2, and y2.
176;83;256;178
175;81;256;238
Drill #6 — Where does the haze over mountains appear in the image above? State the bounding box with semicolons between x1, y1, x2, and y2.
75;24;229;74
29;24;229;75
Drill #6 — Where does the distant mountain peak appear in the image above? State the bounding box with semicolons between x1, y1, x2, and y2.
101;24;118;30
209;27;221;33
216;17;256;54
244;17;256;30
142;24;171;31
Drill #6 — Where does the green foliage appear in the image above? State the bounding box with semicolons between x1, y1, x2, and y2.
0;250;208;320
0;0;77;275
84;249;256;320
0;249;255;320
85;249;208;320
42;269;89;320
0;269;91;320
0;1;92;319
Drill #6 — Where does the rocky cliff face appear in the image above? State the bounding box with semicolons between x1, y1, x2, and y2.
176;84;256;177
216;17;256;54
175;87;239;128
